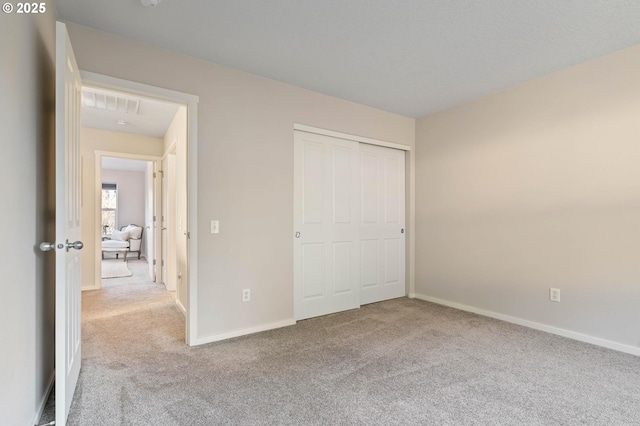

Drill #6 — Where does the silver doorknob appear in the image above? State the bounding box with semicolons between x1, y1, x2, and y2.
39;242;56;252
295;231;301;238
66;240;84;251
401;229;404;233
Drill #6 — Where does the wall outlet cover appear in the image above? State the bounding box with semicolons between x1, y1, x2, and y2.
210;220;219;234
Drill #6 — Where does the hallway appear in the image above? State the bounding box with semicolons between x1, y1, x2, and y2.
88;259;177;322
40;259;184;425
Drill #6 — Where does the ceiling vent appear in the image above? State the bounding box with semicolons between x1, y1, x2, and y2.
82;88;141;115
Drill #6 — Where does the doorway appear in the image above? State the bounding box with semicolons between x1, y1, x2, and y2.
89;118;182;301
99;156;155;280
79;74;198;345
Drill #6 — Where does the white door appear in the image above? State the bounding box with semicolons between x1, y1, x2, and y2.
294;131;360;320
166;152;177;292
55;22;83;426
145;162;155;280
153;161;162;282
359;144;406;304
161;158;168;286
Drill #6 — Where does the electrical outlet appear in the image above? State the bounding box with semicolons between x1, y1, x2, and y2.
549;288;561;302
242;288;250;302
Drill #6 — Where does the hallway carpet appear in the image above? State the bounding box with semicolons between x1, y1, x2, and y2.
46;264;640;425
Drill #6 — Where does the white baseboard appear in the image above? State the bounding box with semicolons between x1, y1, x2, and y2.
194;319;296;346
82;285;100;291
33;369;55;426
409;293;640;357
176;299;186;315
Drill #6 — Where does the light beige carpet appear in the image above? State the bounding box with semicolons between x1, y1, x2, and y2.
101;260;133;279
41;261;640;425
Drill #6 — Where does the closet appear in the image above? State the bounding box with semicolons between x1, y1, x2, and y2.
293;130;406;320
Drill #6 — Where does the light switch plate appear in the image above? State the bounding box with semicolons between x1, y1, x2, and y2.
210;220;219;234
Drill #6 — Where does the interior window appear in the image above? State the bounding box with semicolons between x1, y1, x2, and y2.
101;183;118;235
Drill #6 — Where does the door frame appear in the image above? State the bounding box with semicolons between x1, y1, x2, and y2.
93;151;162;289
83;71;199;346
293;123;415;297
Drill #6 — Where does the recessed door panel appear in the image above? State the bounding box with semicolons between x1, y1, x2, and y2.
384;156;400;224
333;242;352;294
361;152;378;224
302;243;324;299
384;238;401;284
360;239;378;288
332;147;352;224
303;142;323;224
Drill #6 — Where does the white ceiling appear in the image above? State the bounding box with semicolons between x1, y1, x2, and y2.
57;1;640;118
102;157;149;172
82;86;180;138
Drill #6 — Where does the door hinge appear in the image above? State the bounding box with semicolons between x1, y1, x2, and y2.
153;259;156;266
153;215;156;221
162;260;165;267
153;172;156;178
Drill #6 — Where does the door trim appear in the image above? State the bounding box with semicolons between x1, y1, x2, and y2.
83;71;199;346
294;123;411;152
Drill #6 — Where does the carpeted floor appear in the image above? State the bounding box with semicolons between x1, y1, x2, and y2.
41;263;640;425
101;259;133;279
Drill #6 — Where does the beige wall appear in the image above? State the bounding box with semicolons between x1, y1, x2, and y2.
0;3;56;424
81;127;164;288
66;23;415;339
163;107;188;307
415;44;640;348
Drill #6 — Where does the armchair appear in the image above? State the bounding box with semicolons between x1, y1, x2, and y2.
101;224;144;261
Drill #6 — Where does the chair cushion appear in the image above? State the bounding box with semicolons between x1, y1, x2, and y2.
124;225;143;239
111;230;130;241
129;238;142;251
102;240;129;249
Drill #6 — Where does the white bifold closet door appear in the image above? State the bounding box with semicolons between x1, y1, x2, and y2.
359;143;406;305
294;131;406;320
294;131;361;320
